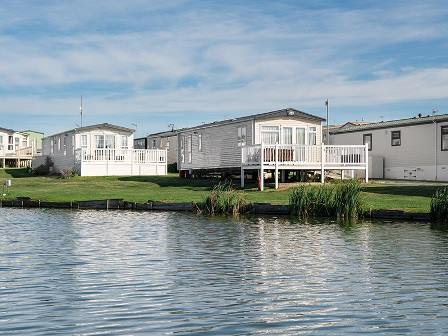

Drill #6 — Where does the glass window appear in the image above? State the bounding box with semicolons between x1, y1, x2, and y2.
308;127;317;145
105;135;115;149
442;126;448;151
121;136;128;149
81;135;88;147
391;131;401;146
8;136;13;151
237;127;247;147
363;134;372;151
95;135;105;148
187;135;192;163
282;127;293;145
180;136;185;163
296;128;306;145
198;134;202;151
58;137;61;150
15;137;20;149
261;126;279;145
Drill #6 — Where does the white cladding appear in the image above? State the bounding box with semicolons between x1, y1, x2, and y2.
178;115;322;171
41;126;134;174
0;130;30;156
330;121;448;181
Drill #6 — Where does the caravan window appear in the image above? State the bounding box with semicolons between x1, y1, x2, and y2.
81;135;88;147
282;127;293;145
363;134;372;151
180;136;185;163
95;135;105;148
308;127;317;145
198;134;202;151
391;131;401;146
121;136;128;149
261;126;279;145
237;127;246;147
442;126;448;151
296;128;306;145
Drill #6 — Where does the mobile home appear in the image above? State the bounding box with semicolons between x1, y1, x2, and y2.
176;108;369;190
0;127;34;168
34;123;167;176
146;130;179;165
330;113;448;181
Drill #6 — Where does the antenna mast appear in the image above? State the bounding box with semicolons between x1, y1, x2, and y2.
80;96;83;128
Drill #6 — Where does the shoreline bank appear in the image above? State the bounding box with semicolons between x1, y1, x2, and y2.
0;198;431;221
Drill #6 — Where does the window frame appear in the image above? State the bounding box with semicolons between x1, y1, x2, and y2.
261;125;279;145
363;133;372;151
80;135;88;147
441;126;448;151
198;134;202;152
121;135;128;149
308;126;317;146
237;126;247;147
391;130;401;146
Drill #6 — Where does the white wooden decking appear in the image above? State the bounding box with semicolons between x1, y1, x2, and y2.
75;148;168;176
0;147;34;168
241;144;369;190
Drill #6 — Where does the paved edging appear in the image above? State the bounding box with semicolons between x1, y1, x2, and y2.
0;198;431;221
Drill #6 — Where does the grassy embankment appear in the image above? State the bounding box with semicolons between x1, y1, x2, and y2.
0;168;445;213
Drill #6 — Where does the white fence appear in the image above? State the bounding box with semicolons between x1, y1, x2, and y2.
242;144;368;168
76;149;167;164
74;148;168;176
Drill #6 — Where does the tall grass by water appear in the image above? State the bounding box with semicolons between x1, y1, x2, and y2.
289;180;364;219
196;182;247;216
430;187;448;223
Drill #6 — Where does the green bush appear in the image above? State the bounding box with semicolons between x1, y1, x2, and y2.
167;162;178;173
289;180;364;219
197;182;246;216
430;187;448;223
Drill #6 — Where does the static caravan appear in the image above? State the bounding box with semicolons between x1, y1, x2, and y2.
146;130;179;165
35;123;167;176
330;113;448;181
176;108;369;190
134;137;148;149
0;127;34;168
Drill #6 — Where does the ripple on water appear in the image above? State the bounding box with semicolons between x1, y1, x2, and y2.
0;208;448;335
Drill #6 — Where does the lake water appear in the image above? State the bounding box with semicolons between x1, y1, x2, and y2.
1;209;448;335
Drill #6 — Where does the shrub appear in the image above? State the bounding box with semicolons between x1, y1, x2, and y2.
430;187;448;223
196;182;247;216
289;180;364;220
167;162;178;173
32;157;54;176
60;168;77;179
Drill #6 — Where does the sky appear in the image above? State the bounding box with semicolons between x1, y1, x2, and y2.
0;0;447;137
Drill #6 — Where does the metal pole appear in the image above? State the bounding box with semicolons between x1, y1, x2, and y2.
326;99;329;144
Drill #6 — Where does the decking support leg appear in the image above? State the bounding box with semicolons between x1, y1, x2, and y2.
341;170;344;180
260;169;264;191
240;167;245;188
275;169;279;189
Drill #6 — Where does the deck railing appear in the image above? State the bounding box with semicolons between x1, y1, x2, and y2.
242;144;368;168
0;146;34;157
75;148;167;164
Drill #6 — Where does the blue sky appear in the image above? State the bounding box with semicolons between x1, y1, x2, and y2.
0;0;447;136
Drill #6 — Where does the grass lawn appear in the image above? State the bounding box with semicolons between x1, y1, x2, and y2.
1;168;445;213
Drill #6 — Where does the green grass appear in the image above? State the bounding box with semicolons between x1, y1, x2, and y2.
0;168;444;213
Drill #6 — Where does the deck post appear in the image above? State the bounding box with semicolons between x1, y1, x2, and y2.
351;169;355;179
260;144;264;191
320;144;325;183
274;143;279;189
365;143;369;183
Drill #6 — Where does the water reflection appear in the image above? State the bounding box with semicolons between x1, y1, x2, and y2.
0;208;447;335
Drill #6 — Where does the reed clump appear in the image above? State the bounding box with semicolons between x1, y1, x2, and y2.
197;182;247;216
289;180;364;219
430;187;448;223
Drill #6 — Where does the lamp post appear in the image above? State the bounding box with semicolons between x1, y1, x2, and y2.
325;99;329;144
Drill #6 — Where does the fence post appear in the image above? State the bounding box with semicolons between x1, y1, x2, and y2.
260;144;264;191
365;143;369;183
274;143;279;189
320;144;325;183
241;146;245;188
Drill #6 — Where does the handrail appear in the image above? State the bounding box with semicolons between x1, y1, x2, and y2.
241;144;367;167
75;148;167;164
